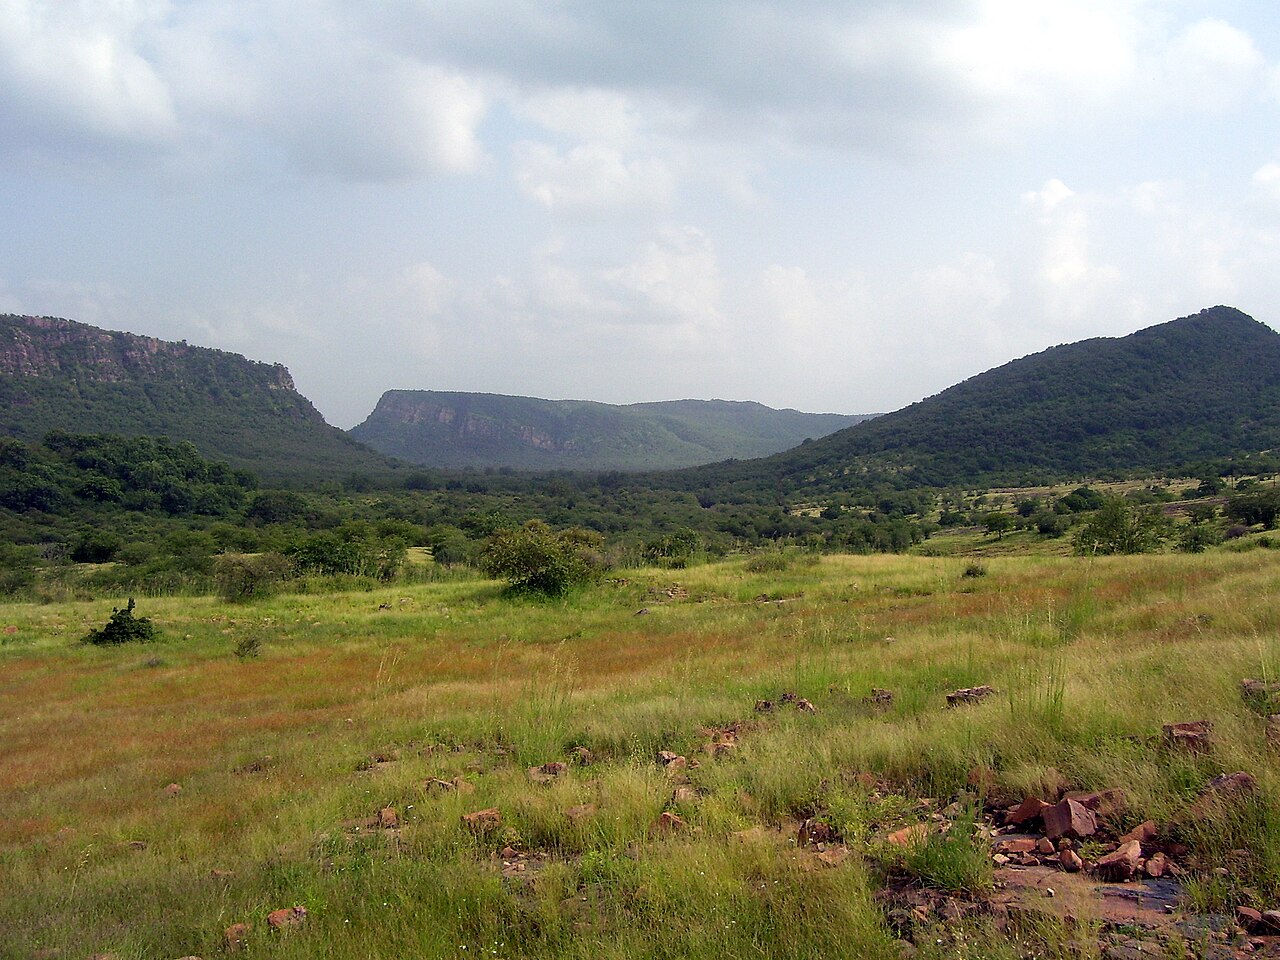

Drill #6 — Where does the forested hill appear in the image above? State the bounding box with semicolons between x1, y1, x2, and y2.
350;390;870;471
666;306;1280;496
0;315;390;481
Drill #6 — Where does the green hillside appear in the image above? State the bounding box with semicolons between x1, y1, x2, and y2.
0;315;391;482
667;306;1280;497
349;390;869;471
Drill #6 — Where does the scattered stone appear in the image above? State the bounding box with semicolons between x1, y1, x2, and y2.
1262;910;1280;932
1094;840;1143;882
462;808;501;833
1043;799;1098;841
266;906;307;931
528;762;568;784
125;840;147;851
569;746;594;765
1119;820;1157;845
946;685;995;707
634;608;650;616
1007;796;1049;826
1190;771;1258;819
1241;679;1280;702
887;824;929;847
234;756;275;774
161;782;182;798
816;845;851;867
1267;716;1280;748
794;698;818;713
1238;906;1264;931
1059;849;1084;872
224;923;250;951
210;868;234;880
995;838;1038;854
1162;720;1213;753
653;811;685;833
1036;838;1057;855
378;807;399;829
656;751;687;771
706;740;736;759
1065;788;1128;819
754;699;775;712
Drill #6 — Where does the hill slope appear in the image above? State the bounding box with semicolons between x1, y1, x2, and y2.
0;315;389;481
349;390;870;471
672;306;1280;495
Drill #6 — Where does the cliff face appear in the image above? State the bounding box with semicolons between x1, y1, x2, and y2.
0;315;386;480
350;389;868;471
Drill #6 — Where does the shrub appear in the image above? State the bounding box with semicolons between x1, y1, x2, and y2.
642;530;701;569
214;552;294;602
962;562;987;578
1073;497;1172;555
479;520;604;596
82;598;160;645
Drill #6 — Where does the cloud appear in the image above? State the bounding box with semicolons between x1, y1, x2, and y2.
1161;18;1267;110
1253;163;1280;203
515;141;673;212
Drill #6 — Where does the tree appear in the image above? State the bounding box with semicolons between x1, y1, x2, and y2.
982;512;1014;539
479;520;604;595
1073;498;1171;555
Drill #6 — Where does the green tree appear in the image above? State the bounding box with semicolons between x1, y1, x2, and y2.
479;520;604;595
1073;498;1171;555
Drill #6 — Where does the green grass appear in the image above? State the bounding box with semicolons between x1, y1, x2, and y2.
2;549;1280;957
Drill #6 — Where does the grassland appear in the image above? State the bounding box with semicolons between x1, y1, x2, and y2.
3;546;1280;959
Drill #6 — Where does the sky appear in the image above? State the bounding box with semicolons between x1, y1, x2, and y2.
2;1;1279;428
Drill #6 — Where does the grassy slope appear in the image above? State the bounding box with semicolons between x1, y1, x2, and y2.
3;550;1280;957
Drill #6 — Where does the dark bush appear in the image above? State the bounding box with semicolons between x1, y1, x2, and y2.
82;598;160;645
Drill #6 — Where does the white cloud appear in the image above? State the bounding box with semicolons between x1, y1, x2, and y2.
603;226;724;329
515;142;673;212
1161;18;1266;110
1253;163;1280;203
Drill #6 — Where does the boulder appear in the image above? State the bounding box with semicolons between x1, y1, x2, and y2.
223;923;250;951
266;906;307;931
653;811;685;833
1094;840;1143;881
1162;720;1213;753
462;808;501;833
569;746;594;765
1059;849;1084;872
161;783;182;798
528;762;568;784
1237;906;1264;932
1006;796;1049;826
994;838;1037;854
1267;716;1280;748
378;807;399;829
1143;852;1169;878
799;819;838;847
1118;820;1157;845
566;803;596;822
1042;799;1097;841
887;824;929;847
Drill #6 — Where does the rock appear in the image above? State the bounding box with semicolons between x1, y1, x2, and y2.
1043;799;1097;841
462;808;501;833
1144;852;1169;878
1119;820;1157;845
1094;840;1143;881
566;803;596;822
865;688;895;707
234;756;275;774
1237;906;1264;932
656;751;687;771
671;785;698;804
816;845;851;867
569;746;594;765
1065;788;1128;819
224;923;250;951
378;807;399;829
753;699;775;712
1059;849;1084;872
1190;772;1258;819
653;811;685;833
1267;716;1280;748
210;868;234;880
1241;679;1280;701
423;777;456;792
1163;720;1213;753
794;698;818;713
994;838;1038;854
528;762;568;784
887;824;929;847
946;685;995;707
266;905;307;930
1007;796;1049;826
499;845;519;859
161;782;182;798
1261;910;1280;932
799;819;838;847
1036;838;1057;855
634;608;650;616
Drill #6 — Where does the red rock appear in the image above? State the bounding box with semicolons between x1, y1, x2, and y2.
1094;840;1143;881
569;746;594;765
1163;720;1213;753
1042;799;1097;841
794;698;818;713
754;699;775;712
995;838;1038;854
161;783;182;798
1241;679;1280;700
1144;852;1169;877
1007;796;1049;826
799;818;838;846
653;811;685;833
1237;906;1264;931
656;751;685;767
1059;849;1084;872
2;625;15;634
1064;788;1127;819
816;846;851;867
887;824;929;847
671;786;697;804
566;803;596;821
224;923;250;951
528;762;568;784
210;868;234;880
266;905;307;930
1119;820;1157;845
1261;910;1280;932
1267;716;1280;747
1190;771;1258;819
706;740;736;758
378;807;399;829
1036;838;1057;855
462;808;501;832
499;845;519;859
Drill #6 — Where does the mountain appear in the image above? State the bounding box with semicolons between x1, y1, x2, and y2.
0;315;390;481
349;390;871;471
671;306;1280;496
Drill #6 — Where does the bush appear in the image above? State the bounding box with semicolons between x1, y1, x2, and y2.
82;598;160;645
479;520;605;596
214;552;294;602
642;530;701;569
1073;498;1172;555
